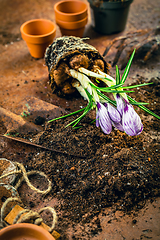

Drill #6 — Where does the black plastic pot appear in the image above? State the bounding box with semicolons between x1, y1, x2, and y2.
88;0;133;35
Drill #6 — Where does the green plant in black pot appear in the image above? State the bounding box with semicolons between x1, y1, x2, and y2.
87;0;133;35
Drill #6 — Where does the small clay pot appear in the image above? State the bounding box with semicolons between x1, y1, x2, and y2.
20;19;56;58
54;0;88;37
0;223;55;240
56;16;88;37
54;0;88;22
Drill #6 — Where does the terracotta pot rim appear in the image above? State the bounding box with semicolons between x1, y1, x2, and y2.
0;223;55;240
20;19;56;39
56;16;88;30
54;0;88;21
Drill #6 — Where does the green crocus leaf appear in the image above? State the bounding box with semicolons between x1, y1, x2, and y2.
120;49;136;84
116;65;120;85
122;82;153;89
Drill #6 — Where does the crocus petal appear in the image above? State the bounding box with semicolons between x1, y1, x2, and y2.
96;102;112;134
115;94;125;116
112;121;124;132
96;110;99;127
99;119;111;134
87;84;92;96
122;104;143;136
97;102;101;111
104;103;121;123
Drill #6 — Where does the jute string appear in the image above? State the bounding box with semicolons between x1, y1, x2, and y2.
0;162;52;194
0;161;57;232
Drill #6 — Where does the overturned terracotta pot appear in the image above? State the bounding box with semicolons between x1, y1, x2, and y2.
0;223;56;240
20;19;56;58
54;0;88;37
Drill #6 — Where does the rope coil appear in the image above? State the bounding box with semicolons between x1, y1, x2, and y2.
1;197;57;232
0;161;57;233
0;161;52;195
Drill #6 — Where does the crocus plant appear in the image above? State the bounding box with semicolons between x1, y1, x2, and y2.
49;49;160;136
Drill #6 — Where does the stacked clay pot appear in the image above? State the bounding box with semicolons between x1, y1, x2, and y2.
54;0;88;37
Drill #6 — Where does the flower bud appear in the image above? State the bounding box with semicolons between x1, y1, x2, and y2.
122;104;143;136
96;102;112;134
104;103;121;123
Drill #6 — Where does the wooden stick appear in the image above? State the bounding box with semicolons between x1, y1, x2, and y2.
0;134;85;158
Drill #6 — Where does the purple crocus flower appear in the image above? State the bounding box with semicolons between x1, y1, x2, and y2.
122;103;143;136
96;102;112;134
115;94;143;136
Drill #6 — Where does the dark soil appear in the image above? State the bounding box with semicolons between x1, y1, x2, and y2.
15;76;160;239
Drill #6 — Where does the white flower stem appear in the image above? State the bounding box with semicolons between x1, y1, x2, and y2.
70;69;92;89
79;67;107;79
70;67;128;103
92;88;100;103
95;69;116;87
72;81;89;101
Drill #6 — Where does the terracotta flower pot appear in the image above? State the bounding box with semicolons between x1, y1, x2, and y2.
54;0;88;22
56;16;88;37
0;223;56;240
20;19;56;58
54;0;88;37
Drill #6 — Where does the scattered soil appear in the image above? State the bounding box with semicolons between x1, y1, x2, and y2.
15;76;160;239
